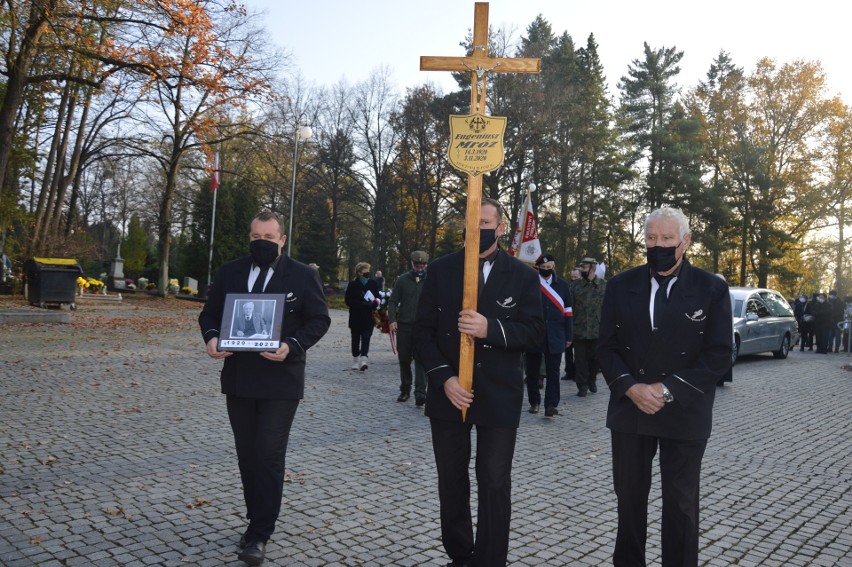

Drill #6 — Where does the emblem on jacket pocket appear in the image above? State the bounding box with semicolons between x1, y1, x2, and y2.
497;297;516;308
286;292;296;302
685;309;706;321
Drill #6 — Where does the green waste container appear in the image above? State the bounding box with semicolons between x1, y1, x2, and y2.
23;257;82;309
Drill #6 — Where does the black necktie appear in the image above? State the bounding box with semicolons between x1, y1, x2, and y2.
653;275;672;329
252;266;269;293
478;259;486;298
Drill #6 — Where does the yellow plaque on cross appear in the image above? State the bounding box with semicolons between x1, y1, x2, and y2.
448;113;507;176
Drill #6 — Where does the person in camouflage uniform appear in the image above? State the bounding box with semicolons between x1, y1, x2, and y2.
388;250;429;405
570;257;606;396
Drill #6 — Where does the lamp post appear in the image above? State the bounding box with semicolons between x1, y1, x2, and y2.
287;124;313;257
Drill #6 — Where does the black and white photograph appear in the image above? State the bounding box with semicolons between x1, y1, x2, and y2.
218;293;286;351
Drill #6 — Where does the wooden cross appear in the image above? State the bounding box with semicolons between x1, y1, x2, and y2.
420;2;540;419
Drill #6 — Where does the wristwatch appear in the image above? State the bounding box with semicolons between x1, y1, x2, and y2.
661;384;674;403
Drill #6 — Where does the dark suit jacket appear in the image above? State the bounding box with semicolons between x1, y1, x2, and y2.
414;249;545;428
596;259;731;440
535;275;573;354
232;311;267;338
199;255;331;400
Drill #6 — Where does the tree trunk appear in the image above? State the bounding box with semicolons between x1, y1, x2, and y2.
0;1;56;198
739;188;749;286
31;82;72;254
837;199;845;295
157;159;181;297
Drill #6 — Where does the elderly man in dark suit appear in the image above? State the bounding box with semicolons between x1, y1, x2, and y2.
232;301;268;338
597;206;732;567
525;253;573;417
415;198;545;567
199;210;331;566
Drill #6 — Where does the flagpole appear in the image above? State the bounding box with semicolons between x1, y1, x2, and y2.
207;151;219;287
513;183;532;256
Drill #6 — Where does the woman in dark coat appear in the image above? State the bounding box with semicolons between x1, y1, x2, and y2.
801;294;817;351
345;261;380;371
812;292;831;354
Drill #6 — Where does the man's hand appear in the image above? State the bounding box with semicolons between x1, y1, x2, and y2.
458;309;488;338
389;321;398;333
260;342;290;362
565;340;572;348
235;330;245;337
206;337;232;359
443;376;474;410
625;383;665;415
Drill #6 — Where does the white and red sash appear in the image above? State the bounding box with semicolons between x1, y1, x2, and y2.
539;276;572;317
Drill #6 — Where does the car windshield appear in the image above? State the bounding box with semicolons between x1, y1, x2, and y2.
731;297;744;317
759;291;794;316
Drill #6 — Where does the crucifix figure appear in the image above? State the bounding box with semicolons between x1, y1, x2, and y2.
421;2;541;419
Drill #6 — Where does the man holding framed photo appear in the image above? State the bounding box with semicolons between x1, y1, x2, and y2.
199;210;331;565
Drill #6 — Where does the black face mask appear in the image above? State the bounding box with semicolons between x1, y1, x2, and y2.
478;228;497;253
462;228;499;253
646;243;680;273
250;239;279;268
538;268;553;279
579;271;589;280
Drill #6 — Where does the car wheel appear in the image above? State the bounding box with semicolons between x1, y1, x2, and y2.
732;338;740;366
773;334;790;359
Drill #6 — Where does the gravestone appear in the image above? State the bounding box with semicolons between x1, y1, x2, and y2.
108;256;125;290
183;277;198;294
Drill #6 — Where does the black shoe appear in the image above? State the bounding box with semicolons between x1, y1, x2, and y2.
577;389;588;397
415;397;426;407
561;375;571;381
397;393;410;402
545;407;559;417
528;404;539;414
589;383;598;393
238;541;266;566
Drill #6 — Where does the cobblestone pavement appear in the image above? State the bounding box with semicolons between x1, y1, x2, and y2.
1;295;850;566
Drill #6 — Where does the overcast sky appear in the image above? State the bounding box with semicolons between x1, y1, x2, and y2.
243;0;849;104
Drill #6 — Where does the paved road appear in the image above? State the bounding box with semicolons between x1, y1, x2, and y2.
1;295;850;566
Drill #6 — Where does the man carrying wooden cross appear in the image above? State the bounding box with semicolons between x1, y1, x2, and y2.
414;198;544;566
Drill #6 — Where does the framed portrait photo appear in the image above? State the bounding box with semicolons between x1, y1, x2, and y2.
218;293;286;352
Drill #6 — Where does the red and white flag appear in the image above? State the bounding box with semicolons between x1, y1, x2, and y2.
210;151;220;193
509;186;542;263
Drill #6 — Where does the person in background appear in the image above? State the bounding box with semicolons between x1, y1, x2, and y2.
812;292;831;354
793;293;807;348
388;251;430;406
801;294;817;351
827;290;844;353
570;257;606;397
562;267;583;382
525;253;573;416
345;262;380;371
842;296;852;352
374;270;385;291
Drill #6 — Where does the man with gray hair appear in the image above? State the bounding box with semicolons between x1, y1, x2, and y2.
596;206;732;566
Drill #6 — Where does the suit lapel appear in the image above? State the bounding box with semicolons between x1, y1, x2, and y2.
479;250;512;315
627;269;653;332
659;260;697;334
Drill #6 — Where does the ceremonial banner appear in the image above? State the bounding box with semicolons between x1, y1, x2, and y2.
509;188;542;263
210;151;220;192
448;114;507;176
